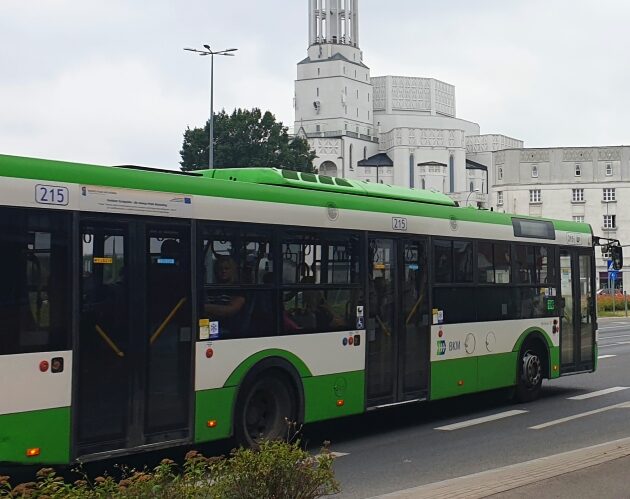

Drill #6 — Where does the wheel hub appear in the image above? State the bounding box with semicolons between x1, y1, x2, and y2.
522;351;542;388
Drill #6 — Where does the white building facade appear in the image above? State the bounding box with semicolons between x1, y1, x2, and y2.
293;0;626;290
485;146;630;290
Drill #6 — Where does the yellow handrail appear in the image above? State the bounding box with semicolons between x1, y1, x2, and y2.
150;297;187;345
375;314;391;337
405;291;426;325
95;324;125;357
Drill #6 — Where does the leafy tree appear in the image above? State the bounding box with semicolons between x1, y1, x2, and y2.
180;108;316;172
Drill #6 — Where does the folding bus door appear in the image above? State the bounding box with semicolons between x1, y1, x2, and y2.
76;218;193;457
559;248;596;374
366;237;429;407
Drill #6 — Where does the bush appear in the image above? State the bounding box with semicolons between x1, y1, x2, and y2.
0;440;339;499
212;439;339;499
597;294;628;312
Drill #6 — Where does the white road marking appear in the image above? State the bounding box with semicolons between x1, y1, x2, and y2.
435;410;527;431
568;386;628;400
314;451;349;459
598;333;630;339
599;341;630;348
530;402;630;430
598;354;617;359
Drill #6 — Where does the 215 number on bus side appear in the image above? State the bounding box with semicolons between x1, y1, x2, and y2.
392;217;408;232
35;184;69;206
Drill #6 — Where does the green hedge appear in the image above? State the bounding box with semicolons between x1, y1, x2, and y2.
0;440;340;498
597;295;629;312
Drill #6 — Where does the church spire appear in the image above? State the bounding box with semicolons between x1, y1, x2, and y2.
309;0;359;48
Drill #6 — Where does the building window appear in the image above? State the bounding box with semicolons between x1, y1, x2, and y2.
573;216;585;223
575;164;581;176
497;191;503;205
470;182;474;192
497;167;503;181
572;188;584;202
316;125;321;132
531;165;538;178
603;188;616;202
529;189;541;203
604;215;617;229
368;93;370;102
316;87;319;97
606;163;613;176
356;89;359;98
349;144;353;171
368;110;370;119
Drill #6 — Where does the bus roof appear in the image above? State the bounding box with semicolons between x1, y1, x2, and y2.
0;154;592;235
202;168;457;207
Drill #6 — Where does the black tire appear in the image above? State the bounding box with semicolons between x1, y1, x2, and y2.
234;371;297;448
515;343;544;403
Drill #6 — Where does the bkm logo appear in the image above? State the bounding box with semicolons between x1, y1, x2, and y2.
437;340;446;356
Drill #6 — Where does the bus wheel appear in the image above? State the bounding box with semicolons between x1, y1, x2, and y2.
515;343;543;403
234;371;296;448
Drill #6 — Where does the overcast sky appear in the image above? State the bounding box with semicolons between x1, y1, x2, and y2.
2;1;629;170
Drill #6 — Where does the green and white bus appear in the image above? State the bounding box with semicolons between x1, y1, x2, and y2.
0;154;622;466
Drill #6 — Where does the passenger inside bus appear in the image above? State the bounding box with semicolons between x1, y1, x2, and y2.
284;275;347;333
204;256;247;336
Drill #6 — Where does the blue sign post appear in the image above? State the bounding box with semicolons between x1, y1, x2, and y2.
608;260;617;312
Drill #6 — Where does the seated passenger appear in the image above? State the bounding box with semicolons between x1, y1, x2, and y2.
204;256;246;337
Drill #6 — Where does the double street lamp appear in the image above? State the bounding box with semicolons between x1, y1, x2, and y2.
184;45;238;169
466;188;481;206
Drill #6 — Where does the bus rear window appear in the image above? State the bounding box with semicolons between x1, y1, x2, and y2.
0;208;71;355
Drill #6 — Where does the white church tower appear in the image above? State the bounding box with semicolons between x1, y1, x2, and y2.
294;0;378;177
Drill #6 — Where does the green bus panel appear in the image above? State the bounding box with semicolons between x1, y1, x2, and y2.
194;371;365;443
550;346;561;378
303;371;365;423
477;352;518;391
430;357;478;400
194;387;237;443
0;407;70;465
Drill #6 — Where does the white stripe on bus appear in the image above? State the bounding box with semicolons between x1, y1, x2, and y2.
195;331;366;392
0;351;72;416
0;176;593;247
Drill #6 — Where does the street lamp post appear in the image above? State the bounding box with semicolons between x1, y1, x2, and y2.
184;45;238;169
466;188;481;206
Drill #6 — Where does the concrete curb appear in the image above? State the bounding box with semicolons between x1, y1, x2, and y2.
370;436;630;499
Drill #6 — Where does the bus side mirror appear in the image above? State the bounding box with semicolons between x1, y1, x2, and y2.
611;246;623;270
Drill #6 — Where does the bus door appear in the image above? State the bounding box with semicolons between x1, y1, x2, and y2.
76;218;193;457
559;248;596;374
366;237;430;407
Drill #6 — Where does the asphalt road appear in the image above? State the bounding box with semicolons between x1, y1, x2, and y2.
304;317;630;499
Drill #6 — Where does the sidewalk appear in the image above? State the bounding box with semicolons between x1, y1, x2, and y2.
370;436;630;499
